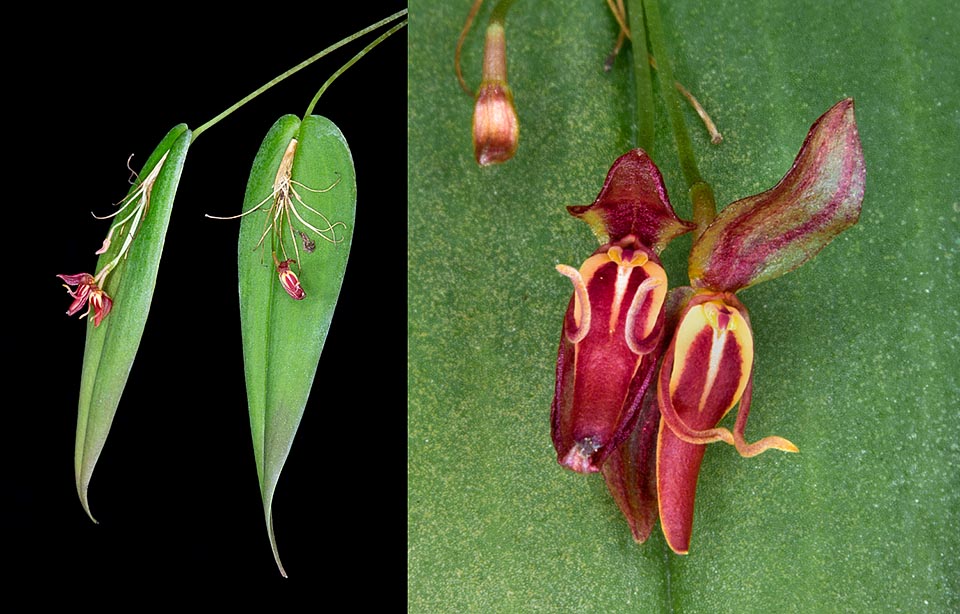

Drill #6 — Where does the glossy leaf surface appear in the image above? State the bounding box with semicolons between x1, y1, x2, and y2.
409;1;959;611
239;115;356;576
75;124;191;520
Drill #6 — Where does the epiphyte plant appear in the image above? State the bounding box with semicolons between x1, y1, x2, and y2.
58;9;406;577
593;100;864;553
542;0;865;554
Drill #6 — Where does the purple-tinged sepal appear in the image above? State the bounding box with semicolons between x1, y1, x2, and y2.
602;381;660;543
568;149;695;252
551;235;668;473
601;286;693;542
689;99;865;292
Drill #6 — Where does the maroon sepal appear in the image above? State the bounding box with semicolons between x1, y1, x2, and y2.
601;381;660;543
601;286;694;543
568;150;695;252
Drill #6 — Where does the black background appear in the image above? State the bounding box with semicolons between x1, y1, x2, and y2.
14;4;407;594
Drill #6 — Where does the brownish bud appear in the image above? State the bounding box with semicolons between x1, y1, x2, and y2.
472;23;519;165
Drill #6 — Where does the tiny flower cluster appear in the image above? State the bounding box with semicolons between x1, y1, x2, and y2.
58;153;168;327
58;273;112;327
551;100;865;553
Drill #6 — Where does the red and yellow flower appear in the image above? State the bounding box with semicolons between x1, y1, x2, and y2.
554;100;866;554
551;149;694;473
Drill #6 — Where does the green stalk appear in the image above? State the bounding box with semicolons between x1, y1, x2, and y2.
191;9;408;141
490;0;517;24
642;0;716;231
305;18;408;117
626;0;655;153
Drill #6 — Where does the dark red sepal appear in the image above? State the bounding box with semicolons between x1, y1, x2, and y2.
568;149;695;252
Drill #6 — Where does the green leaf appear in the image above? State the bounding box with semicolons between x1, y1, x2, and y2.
75;124;191;521
239;115;356;577
409;1;959;611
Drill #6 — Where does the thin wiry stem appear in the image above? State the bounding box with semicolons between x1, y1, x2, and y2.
612;1;721;145
643;0;717;230
191;9;407;141
455;0;486;94
304;18;407;117
627;0;655;152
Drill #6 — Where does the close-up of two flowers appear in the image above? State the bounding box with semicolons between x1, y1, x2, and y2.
551;99;865;554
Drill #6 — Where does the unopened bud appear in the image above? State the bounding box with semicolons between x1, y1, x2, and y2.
472;23;519;165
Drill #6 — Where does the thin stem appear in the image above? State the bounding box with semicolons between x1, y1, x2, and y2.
191;9;407;142
642;0;717;231
455;0;486;95
489;0;516;23
305;19;407;117
626;0;655;153
675;81;722;144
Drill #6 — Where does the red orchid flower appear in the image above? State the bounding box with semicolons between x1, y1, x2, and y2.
601;99;865;554
58;273;113;327
551;150;694;473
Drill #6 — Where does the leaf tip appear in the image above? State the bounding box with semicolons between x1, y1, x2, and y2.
266;509;289;578
77;483;98;525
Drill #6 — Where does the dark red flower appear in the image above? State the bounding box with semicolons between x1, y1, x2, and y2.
58;273;113;327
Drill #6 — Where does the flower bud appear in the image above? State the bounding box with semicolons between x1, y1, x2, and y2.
472;22;519;166
276;258;305;300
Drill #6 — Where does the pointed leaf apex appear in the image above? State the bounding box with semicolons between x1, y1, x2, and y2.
266;509;288;578
76;482;98;524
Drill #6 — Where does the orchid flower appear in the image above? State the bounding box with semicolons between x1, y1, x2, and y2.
550;100;864;552
551;149;694;473
655;99;864;552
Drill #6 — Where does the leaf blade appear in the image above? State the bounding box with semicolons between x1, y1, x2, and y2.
239;115;357;576
75;124;191;520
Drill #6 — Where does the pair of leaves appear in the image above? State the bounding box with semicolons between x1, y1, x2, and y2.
74;115;356;577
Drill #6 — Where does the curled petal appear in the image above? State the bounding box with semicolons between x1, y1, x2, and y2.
689;99;865;292
554;265;591;344
731;377;799;458
567;149;695;251
551;236;668;473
